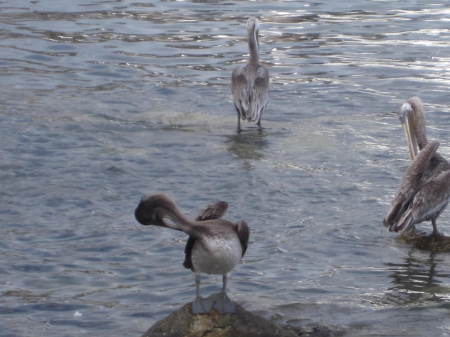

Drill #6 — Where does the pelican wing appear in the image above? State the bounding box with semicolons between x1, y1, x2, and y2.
235;220;250;256
196;201;228;221
183;236;196;270
249;66;269;122
395;170;450;232
384;141;440;230
231;66;249;119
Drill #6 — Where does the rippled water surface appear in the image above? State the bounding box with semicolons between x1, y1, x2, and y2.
2;1;450;336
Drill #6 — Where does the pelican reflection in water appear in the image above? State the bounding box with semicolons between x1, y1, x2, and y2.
231;17;269;133
385;250;442;305
135;194;249;314
384;97;450;237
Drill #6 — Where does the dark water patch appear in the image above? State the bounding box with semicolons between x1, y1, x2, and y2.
129;311;156;318
0;306;29;315
76;245;119;253
104;165;127;175
49;319;113;328
2;289;50;302
11;264;55;273
28;302;87;312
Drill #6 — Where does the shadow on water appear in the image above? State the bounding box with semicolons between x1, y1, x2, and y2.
384;249;450;306
224;128;268;161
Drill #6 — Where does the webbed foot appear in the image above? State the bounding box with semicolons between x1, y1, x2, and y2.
213;292;236;314
192;296;214;314
432;230;443;239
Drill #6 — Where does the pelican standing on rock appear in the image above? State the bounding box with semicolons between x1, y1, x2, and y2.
134;194;249;314
231;17;269;133
384;97;450;237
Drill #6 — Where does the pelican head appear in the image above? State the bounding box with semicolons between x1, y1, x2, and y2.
135;193;175;227
247;17;259;34
399;97;427;160
247;17;260;51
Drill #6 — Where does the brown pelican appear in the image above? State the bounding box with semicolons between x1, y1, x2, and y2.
231;17;269;133
134;194;249;314
384;97;450;236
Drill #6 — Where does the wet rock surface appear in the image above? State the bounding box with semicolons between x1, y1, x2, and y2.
398;229;450;252
142;295;344;337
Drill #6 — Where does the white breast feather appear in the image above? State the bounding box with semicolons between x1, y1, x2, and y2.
191;235;242;275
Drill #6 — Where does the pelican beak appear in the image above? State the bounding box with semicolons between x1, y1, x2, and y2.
256;30;260;49
400;106;418;160
402;119;416;160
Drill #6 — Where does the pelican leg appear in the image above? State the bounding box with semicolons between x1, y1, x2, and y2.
192;273;213;314
213;274;236;313
431;218;441;238
237;110;241;133
256;110;263;131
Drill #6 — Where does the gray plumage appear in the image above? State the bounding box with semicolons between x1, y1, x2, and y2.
134;194;249;313
231;17;269;132
184;200;231;270
384;97;450;236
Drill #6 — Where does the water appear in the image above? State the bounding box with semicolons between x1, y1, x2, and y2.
1;1;450;336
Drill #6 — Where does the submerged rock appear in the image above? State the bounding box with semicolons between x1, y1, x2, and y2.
398;229;450;251
142;295;343;337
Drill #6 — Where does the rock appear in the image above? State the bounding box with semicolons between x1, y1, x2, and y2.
398;229;450;251
142;295;343;337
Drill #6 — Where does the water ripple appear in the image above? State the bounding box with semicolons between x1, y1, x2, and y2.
2;1;450;337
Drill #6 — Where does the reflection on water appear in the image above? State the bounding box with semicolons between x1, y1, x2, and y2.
225;129;268;161
385;250;450;305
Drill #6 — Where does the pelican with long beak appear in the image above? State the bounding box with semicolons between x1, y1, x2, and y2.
231;17;269;133
384;97;450;236
135;194;249;314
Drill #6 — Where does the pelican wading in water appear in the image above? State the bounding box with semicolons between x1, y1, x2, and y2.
134;194;249;314
384;97;450;237
231;17;269;133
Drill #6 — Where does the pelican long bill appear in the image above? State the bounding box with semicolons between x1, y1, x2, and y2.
401;114;418;160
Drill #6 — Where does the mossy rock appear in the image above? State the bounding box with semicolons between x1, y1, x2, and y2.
142;295;343;337
398;230;450;252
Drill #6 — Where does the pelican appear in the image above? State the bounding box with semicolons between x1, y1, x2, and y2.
384;97;450;236
134;194;249;314
231;17;269;133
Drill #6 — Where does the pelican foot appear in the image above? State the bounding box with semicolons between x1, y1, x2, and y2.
192;296;214;314
213;292;236;314
432;231;443;239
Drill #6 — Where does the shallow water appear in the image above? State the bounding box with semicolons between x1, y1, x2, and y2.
2;1;450;336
